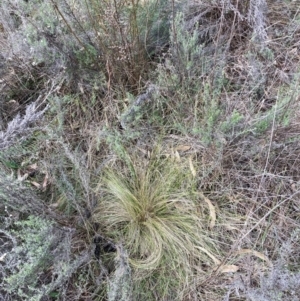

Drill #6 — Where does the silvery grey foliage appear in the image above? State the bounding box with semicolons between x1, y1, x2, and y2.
108;245;132;301
224;267;300;301
248;0;268;43
0;214;89;301
120;84;158;130
0;100;48;150
0;169;56;218
220;0;244;20
224;230;300;301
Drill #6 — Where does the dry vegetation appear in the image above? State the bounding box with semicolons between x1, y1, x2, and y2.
1;0;300;300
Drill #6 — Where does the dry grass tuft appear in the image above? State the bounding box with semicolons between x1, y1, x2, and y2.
93;151;221;298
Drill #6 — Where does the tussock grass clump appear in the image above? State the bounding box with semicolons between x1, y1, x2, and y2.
93;152;219;298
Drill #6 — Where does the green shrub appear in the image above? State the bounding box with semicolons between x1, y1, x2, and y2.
2;214;91;301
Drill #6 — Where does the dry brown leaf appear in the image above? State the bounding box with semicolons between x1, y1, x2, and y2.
235;249;273;267
189;156;196;177
137;147;148;156
218;264;239;273
196;246;220;265
223;224;240;231
28;163;38;170
42;174;49;189
174;150;181;162
199;192;216;229
78;83;84;94
31;181;41;189
17;169;28;181
175;145;191;152
0;253;7;262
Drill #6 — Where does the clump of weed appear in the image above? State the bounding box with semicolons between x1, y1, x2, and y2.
1;215;89;301
93;150;220;299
